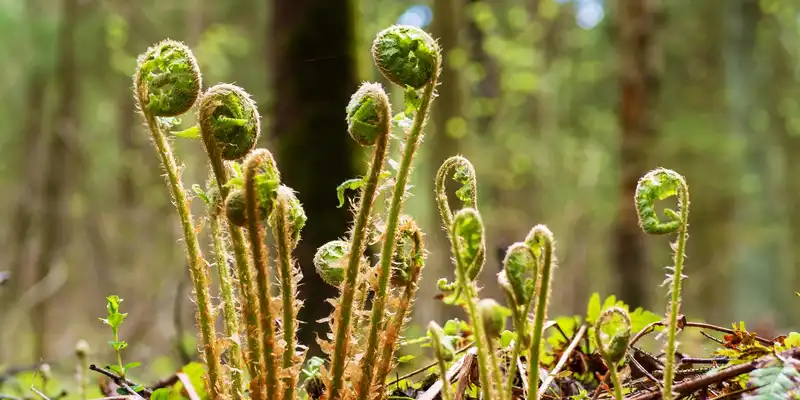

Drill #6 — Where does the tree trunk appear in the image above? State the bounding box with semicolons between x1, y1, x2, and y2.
613;0;661;309
32;0;78;361
269;0;357;357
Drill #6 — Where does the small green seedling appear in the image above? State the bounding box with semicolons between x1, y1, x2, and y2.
98;295;140;379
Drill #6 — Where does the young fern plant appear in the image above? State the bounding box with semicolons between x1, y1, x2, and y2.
199;84;266;400
427;321;455;400
133;40;224;398
243;149;283;400
323;81;392;400
594;307;632;400
634;167;690;400
202;179;246;400
497;242;538;398
271;184;307;400
354;25;442;400
526;224;556;400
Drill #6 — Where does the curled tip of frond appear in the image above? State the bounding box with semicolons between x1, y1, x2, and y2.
225;189;248;227
390;215;426;287
243;148;281;220
313;240;349;287
371;25;441;89
277;185;306;245
199;84;261;160
345;82;391;146
134;39;202;117
427;321;454;361
499;242;537;308
594;306;632;365
635;167;689;236
451;208;486;281
477;298;511;340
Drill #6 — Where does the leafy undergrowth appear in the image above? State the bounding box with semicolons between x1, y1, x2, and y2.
3;293;800;399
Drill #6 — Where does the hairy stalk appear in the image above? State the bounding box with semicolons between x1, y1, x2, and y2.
209;195;245;400
372;217;425;389
434;156;478;230
199;84;265;398
478;298;510;400
498;242;538;398
272;186;305;400
594;307;631;400
450;209;494;400
327;82;392;399
428;322;454;400
634;168;690;400
244;150;281;399
526;225;555;400
355;54;441;400
134;40;222;398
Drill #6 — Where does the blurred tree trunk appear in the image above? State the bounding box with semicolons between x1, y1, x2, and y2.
269;0;357;357
613;0;660;309
725;0;778;326
32;0;79;361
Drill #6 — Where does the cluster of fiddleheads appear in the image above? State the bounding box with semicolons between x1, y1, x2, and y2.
125;22;696;400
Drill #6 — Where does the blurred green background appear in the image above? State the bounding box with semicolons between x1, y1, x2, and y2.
1;0;797;379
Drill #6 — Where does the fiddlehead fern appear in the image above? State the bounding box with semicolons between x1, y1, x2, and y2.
435;155;478;231
635;167;690;400
371;25;440;90
313;240;350;287
134;40;201;117
427;321;455;400
498;242;538;397
272;185;306;400
206;181;245;400
448;208;496;400
243;149;282;400
594;307;631;400
199;84;260;161
133;40;223;399
326;81;392;400
525;224;556;400
354;26;441;400
201;84;266;399
224;189;247;227
372;216;426;389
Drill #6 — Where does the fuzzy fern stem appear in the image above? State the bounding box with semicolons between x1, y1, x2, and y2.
208;190;246;400
199;84;265;399
243;149;282;400
134;40;223;399
272;186;305;400
371;217;425;389
525;225;555;400
327;83;392;400
594;306;631;400
634;168;690;400
354;40;442;400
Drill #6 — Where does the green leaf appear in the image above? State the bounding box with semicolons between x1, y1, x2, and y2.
745;360;800;399
500;330;516;348
443;319;461;336
397;354;416;363
124;362;142;371
173;362;208;400
109;340;128;351
586;292;601;324
151;388;171;400
192;184;211;206
108;365;124;375
172;125;201;139
335;178;363;208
